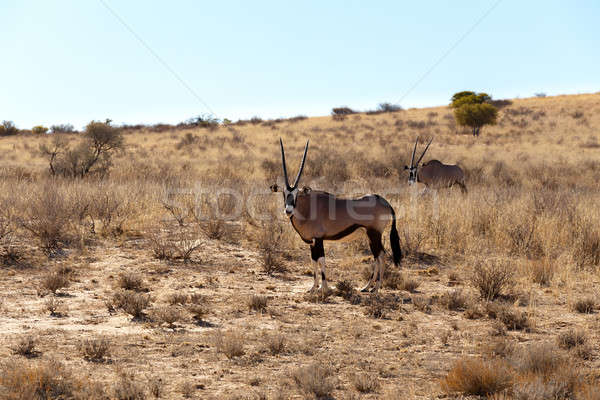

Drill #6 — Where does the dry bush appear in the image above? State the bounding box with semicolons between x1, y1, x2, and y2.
383;270;420;292
11;336;39;358
255;217;288;275
167;292;188;305
263;332;286;355
528;259;555;286
80;337;111;362
113;373;146;400
440;358;512;396
40;271;70;295
214;330;245;359
572;220;600;269
147;376;164;399
364;295;399;319
471;260;513;301
173;235;202;264
335;279;359;303
0;210;22;266
291;363;335;399
248;295;268;313
351;372;380;393
111;290;151;319
510;342;564;376
0;359;76;399
148;233;175;261
188;293;210;322
180;381;195;398
151;305;185;329
557;329;587;350
573;297;595;314
412;294;432;314
439;289;470;311
118;272;144;291
44;297;64;316
487;303;532;331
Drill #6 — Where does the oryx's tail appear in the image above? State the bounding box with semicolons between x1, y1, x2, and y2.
389;207;402;266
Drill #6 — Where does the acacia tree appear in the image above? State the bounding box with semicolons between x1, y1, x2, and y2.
451;91;498;136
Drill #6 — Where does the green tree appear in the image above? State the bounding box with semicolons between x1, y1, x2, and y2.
450;91;497;136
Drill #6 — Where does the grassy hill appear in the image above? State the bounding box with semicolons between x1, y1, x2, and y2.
0;93;599;398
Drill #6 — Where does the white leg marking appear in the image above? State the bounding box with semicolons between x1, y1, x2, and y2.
372;257;384;292
318;257;329;293
308;259;319;293
361;261;376;292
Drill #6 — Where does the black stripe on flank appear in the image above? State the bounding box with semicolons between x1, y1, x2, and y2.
323;224;363;241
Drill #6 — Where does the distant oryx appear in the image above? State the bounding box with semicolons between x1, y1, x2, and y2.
270;139;402;294
404;138;467;193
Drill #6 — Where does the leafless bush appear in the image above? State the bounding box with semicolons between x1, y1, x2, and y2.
573;297;595;314
528;259;555;286
292;363;335;399
167;292;188;305
263;332;286;355
40;271;70;295
510;342;565;376
487;303;532;331
214;330;245;359
118;272;144;291
151;305;185;329
11;336;39;358
148;233;175;261
351;372;380;393
45;297;65;316
80;337;111;362
383;269;420;292
113;373;146;400
147;376;165;398
180;381;195;398
248;295;268;313
440;289;470;311
471;260;513;301
111;290;151;319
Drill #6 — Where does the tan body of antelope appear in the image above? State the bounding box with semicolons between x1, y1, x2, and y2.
405;138;467;193
271;139;402;294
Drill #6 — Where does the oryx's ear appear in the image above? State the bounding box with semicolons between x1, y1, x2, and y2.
270;184;280;192
404;165;409;170
301;186;312;193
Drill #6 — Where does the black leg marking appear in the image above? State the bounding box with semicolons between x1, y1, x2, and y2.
367;229;384;259
321;271;326;280
310;238;325;261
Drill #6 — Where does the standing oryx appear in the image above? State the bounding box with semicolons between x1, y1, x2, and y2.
404;138;467;193
270;139;402;294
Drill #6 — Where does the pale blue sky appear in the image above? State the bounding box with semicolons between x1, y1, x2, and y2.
1;1;599;129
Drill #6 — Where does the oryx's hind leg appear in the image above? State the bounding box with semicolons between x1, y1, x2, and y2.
362;230;385;293
309;239;327;293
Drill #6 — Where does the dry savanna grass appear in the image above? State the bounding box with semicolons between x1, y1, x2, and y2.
1;93;600;398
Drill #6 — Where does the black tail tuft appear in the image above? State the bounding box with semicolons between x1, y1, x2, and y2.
389;208;402;266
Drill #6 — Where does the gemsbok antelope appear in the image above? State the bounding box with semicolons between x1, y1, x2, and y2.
270;139;402;294
404;138;467;193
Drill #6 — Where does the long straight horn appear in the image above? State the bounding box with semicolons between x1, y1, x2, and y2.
292;140;309;188
279;138;290;188
410;137;418;167
416;137;433;165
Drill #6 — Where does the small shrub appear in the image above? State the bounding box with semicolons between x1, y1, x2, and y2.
113;373;146;400
573;297;595;314
441;358;512;396
557;329;587;350
167;292;188;305
292;363;335;399
248;295;268;313
377;102;402;113
180;381;195;398
384;270;420;292
149;233;175;261
147;376;164;398
111;290;151;319
118;272;144;291
351;372;380;393
510;342;565;376
529;259;555;286
11;336;39;358
331;107;356;116
440;289;469;311
335;279;357;300
264;332;286;355
80;337;111;362
50;123;75;134
471;260;513;301
32;125;48;134
189;304;208;322
45;297;64;316
40;271;70;295
151;305;185;329
487;303;532;331
0;359;75;398
214;330;245;359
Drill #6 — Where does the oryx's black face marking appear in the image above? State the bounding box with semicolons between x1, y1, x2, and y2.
405;137;433;186
277;138;309;217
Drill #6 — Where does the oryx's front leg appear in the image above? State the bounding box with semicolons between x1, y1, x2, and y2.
308;239;323;293
371;257;385;293
361;261;377;292
311;239;329;294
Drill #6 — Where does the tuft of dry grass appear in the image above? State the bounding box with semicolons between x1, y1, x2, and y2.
0;359;77;399
292;363;336;399
112;373;146;400
110;290;151;319
351;372;380;393
150;305;185;329
557;329;587;350
441;358;512;396
40;271;70;295
214;330;245;359
11;336;39;358
248;295;268;313
118;272;144;291
573;297;595;314
263;332;286;355
439;289;470;311
80;337;111;362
